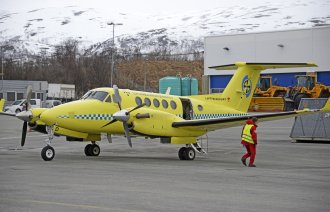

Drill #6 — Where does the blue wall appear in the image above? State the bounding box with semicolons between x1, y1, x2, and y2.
210;75;233;88
210;71;330;89
261;72;306;87
317;72;330;86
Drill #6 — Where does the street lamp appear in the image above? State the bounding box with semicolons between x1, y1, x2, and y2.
107;22;123;87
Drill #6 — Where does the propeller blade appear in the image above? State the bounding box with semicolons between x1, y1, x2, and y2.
123;123;132;148
102;119;118;128
112;85;122;110
21;121;28;147
25;85;32;110
128;103;146;113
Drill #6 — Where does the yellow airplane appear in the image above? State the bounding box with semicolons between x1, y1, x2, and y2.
1;62;329;161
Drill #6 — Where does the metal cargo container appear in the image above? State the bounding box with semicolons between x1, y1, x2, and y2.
290;98;330;142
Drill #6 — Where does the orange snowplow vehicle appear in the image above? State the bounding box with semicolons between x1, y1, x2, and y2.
286;74;330;109
249;76;288;111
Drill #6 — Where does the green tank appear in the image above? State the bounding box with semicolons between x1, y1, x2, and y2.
159;76;182;96
181;77;198;96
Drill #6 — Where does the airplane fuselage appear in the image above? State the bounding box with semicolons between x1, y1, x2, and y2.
38;87;247;140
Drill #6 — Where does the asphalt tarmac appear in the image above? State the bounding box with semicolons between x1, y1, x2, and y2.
1;115;330;212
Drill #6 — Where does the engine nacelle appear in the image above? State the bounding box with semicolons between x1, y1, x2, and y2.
28;123;47;134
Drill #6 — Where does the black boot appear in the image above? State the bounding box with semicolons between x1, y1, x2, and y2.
241;158;247;166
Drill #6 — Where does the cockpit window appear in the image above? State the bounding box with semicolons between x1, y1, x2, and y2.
82;91;109;101
105;95;112;103
81;91;93;99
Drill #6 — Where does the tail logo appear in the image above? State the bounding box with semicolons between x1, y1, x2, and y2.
242;75;252;98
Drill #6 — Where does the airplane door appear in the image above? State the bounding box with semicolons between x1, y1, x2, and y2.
180;98;193;120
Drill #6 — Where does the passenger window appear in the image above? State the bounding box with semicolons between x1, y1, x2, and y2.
162;100;168;108
153;99;160;108
135;97;142;106
170;100;177;109
144;98;151;107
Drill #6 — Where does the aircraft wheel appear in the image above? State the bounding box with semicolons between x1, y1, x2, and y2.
41;146;55;161
184;147;196;160
178;147;187;160
84;144;92;156
90;144;100;156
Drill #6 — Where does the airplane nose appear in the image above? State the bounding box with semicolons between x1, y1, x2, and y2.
40;109;56;126
16;110;33;122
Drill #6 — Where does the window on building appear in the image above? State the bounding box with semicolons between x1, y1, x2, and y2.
0;93;3;99
31;92;36;99
7;92;15;101
17;93;24;100
36;93;44;100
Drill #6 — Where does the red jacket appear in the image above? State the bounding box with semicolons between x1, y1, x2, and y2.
241;119;258;145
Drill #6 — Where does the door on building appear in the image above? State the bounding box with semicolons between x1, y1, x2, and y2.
180;98;194;120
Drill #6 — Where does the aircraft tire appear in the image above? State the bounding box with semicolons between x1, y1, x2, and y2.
84;144;92;156
90;144;100;156
41;146;55;161
178;147;187;160
184;147;196;160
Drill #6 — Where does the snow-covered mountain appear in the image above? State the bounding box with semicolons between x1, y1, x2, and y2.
1;0;330;58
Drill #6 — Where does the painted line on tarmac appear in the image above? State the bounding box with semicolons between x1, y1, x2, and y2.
0;134;48;140
0;197;145;212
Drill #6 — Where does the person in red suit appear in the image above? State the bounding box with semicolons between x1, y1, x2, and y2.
241;117;258;167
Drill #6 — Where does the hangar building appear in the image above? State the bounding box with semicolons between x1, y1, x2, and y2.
204;26;330;93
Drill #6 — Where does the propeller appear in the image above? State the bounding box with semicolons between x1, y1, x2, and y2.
112;85;122;110
25;85;32;111
21;121;28;147
102;85;146;147
17;85;32;147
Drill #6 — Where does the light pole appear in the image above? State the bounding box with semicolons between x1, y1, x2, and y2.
107;22;123;87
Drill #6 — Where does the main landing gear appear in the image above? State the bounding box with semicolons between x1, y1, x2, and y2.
178;146;196;160
84;142;100;156
178;143;206;160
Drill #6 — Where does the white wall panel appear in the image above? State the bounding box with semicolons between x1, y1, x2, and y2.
204;27;330;76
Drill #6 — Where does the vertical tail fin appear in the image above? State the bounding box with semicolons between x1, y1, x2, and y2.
0;98;5;112
208;62;317;112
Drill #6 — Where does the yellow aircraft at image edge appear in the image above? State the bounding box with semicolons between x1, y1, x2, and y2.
1;62;329;161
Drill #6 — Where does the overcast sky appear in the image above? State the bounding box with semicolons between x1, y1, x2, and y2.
1;0;284;14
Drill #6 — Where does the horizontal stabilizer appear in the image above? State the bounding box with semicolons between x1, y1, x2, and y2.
209;62;317;70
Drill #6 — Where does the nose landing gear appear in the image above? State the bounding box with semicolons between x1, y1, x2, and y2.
41;126;55;161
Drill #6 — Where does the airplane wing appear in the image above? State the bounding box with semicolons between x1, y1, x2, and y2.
0;112;16;116
172;98;330;132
